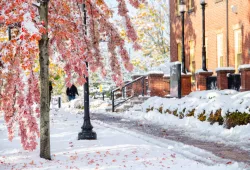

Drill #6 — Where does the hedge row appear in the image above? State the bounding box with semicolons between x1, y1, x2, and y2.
146;107;250;129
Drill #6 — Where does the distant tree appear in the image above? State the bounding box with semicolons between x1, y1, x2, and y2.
127;0;170;70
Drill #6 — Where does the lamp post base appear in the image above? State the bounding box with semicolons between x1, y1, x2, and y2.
78;130;97;140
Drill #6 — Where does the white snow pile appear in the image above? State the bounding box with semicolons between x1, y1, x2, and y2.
66;98;109;111
142;90;250;119
239;64;250;70
215;67;235;72
148;62;171;76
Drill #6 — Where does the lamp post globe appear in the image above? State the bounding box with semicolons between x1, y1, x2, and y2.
200;0;206;5
179;4;186;13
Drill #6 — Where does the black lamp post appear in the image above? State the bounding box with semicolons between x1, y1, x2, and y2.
179;1;186;74
201;0;207;71
78;2;97;140
8;26;11;40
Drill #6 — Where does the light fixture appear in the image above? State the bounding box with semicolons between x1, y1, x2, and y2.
179;4;186;13
200;0;207;5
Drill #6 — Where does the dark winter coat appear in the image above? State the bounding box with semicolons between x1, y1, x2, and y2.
49;81;53;93
49;81;53;103
66;84;79;97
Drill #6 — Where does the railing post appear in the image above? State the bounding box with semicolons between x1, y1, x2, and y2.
110;90;112;100
122;87;125;99
112;91;115;112
58;96;61;108
124;87;127;98
142;77;145;97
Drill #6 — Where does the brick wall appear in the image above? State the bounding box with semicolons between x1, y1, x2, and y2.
148;73;166;97
181;74;191;96
217;72;228;90
147;74;191;97
163;75;170;95
216;69;235;90
131;75;146;96
239;67;250;91
195;71;213;91
170;0;250;74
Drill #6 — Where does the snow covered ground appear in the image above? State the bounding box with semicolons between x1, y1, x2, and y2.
88;90;250;152
107;109;250;151
0;104;248;170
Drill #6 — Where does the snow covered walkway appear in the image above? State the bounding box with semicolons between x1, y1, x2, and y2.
0;108;248;170
92;113;250;165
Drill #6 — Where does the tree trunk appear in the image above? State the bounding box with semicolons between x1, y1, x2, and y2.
38;1;51;160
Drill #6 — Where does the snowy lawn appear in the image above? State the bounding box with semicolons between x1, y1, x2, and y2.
0;105;247;170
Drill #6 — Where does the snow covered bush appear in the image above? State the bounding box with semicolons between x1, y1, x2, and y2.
69;98;109;111
70;98;84;110
142;90;250;128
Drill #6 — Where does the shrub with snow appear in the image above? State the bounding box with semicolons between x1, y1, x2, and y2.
142;90;250;128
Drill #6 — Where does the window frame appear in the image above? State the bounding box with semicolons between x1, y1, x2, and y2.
217;33;224;67
189;40;195;82
176;0;180;16
177;43;182;62
188;0;195;13
205;37;208;68
234;29;242;71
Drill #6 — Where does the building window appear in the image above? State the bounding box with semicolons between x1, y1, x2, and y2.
188;0;194;12
176;0;180;16
205;37;208;68
177;43;182;62
234;29;242;71
189;40;195;82
217;33;223;67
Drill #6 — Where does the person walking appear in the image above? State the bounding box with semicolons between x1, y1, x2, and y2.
49;81;53;103
66;84;79;101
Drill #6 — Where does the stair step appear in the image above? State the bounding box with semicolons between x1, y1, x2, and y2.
115;108;125;112
106;107;112;112
131;101;143;105
138;96;150;100
131;104;142;110
124;105;133;109
107;96;150;112
133;108;142;111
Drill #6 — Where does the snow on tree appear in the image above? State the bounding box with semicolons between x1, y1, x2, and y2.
123;0;170;70
0;0;144;159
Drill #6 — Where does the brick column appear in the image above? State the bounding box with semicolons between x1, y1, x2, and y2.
181;74;192;96
239;65;250;91
195;70;213;91
163;75;170;96
148;72;165;97
131;74;146;96
216;68;235;90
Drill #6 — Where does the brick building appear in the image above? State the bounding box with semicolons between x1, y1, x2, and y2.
170;0;250;82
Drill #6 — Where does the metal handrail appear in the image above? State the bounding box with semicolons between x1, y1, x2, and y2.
111;76;146;112
112;76;145;93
